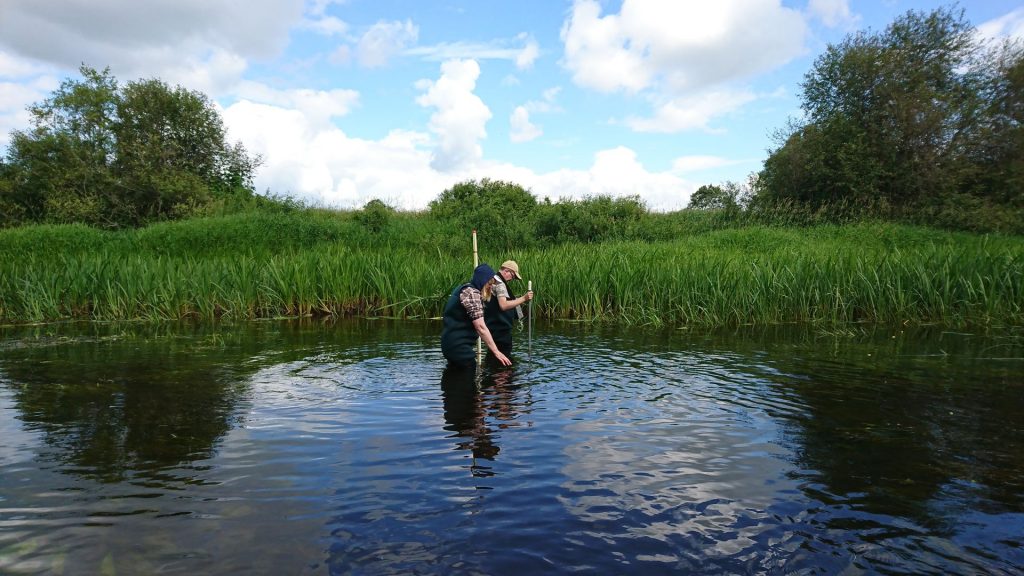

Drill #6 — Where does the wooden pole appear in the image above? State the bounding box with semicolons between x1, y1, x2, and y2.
472;230;481;362
472;229;479;267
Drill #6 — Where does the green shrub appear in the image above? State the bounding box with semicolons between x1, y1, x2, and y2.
535;195;646;243
429;178;537;251
355;199;396;234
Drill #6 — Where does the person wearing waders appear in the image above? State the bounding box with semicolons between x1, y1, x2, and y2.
441;263;512;367
484;260;533;357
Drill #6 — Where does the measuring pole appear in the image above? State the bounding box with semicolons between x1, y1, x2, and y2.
527;280;533;356
472;230;481;362
472;229;479;268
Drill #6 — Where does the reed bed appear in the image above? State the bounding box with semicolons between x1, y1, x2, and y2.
1;216;1021;327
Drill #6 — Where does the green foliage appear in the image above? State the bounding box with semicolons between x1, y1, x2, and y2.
0;66;261;229
687;182;747;213
428;178;537;251
129;210;352;257
534;195;646;243
354;199;396;234
687;184;728;210
756;4;1022;230
2;214;1021;327
966;44;1024;207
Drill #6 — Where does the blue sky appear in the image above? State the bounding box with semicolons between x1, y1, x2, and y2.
1;0;1022;210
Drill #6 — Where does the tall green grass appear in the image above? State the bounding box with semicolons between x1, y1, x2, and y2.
1;212;1021;327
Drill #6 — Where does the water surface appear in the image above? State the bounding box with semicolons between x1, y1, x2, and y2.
1;320;1022;575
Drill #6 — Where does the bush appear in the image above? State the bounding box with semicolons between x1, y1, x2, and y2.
535;195;647;243
429;179;537;251
355;199;396;234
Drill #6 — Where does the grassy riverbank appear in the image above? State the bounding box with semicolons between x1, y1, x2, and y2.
1;209;1022;326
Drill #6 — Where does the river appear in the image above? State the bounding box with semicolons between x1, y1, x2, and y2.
1;319;1021;574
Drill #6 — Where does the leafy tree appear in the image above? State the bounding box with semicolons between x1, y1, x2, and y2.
687;184;740;211
429;178;537;250
969;44;1024;207
0;65;261;228
534;194;647;243
757;5;1009;218
355;198;396;233
3;67;119;224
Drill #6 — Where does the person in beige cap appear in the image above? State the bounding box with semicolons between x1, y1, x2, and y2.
484;260;533;356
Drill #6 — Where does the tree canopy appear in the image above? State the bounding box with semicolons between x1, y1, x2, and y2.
0;66;261;228
429;178;538;250
755;5;1024;228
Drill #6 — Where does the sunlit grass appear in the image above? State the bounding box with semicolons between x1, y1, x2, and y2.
1;214;1021;327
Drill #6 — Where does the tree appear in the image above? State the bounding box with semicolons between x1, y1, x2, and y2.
355;198;396;233
688;184;738;210
757;5;1001;216
969;44;1024;207
3;67;119;224
429;178;537;250
533;194;646;243
0;66;261;228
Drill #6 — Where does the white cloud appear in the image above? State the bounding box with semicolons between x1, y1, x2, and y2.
157;48;251;97
223;94;697;211
530;147;695;209
0;69;61;149
560;0;807;94
222;99;451;209
234;81;359;125
308;0;348;18
510;106;542;142
977;7;1024;42
357;19;418;68
406;36;540;66
560;0;651;93
0;51;52;79
416;59;492;172
509;86;561;143
807;0;859;29
515;33;540;69
671;155;736;174
0;0;302;83
0;82;39;150
625;88;756;133
524;86;563;114
304;15;349;36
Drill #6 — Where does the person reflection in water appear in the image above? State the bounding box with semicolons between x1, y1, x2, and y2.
440;263;512;367
440;363;521;477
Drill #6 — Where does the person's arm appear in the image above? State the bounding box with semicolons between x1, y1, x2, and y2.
498;290;533;311
472;317;511;366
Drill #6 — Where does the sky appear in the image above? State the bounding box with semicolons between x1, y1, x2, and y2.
1;1;1022;211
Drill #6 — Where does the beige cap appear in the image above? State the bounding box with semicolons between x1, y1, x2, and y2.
500;260;521;279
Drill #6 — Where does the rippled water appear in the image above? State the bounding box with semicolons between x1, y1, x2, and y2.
1;320;1022;575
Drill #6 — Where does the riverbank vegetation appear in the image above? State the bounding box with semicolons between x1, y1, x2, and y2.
1;5;1022;326
1;202;1021;326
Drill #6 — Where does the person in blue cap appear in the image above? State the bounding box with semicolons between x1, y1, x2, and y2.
441;263;512;367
